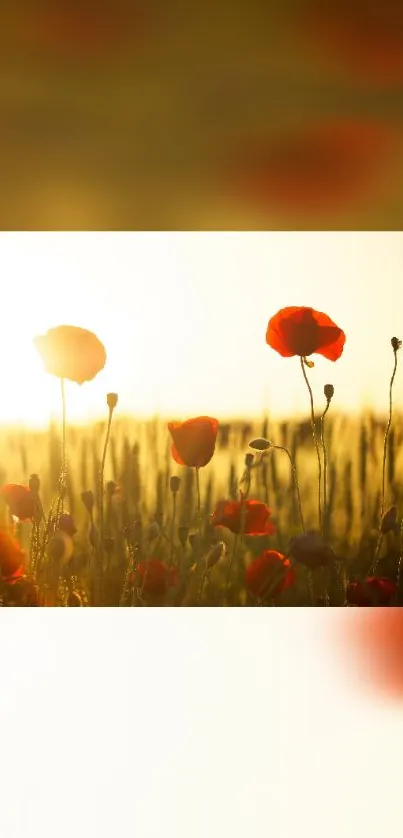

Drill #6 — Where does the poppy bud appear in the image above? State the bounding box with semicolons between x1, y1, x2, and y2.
170;476;181;494
206;541;226;569
324;384;334;402
81;490;94;515
249;438;273;451
391;337;402;352
381;505;400;535
58;513;77;537
178;526;189;547
244;453;254;468
107;392;118;410
29;474;40;494
89;522;99;548
147;521;161;541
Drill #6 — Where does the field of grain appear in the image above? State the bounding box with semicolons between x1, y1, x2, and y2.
0;409;402;606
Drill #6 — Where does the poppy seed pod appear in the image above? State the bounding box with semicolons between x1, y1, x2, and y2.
249;438;273;451
81;490;94;515
244;453;254;468
324;384;334;402
391;337;402;352
107;392;118;410
170;476;181;494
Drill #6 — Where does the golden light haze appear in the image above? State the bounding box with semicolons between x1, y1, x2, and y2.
1;232;402;427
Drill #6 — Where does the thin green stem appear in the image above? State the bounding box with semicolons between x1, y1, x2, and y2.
380;349;398;523
320;402;330;540
272;445;305;533
300;357;322;534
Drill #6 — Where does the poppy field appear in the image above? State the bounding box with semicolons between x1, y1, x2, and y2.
0;308;402;606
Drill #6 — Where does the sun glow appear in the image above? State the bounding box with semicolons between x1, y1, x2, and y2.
1;231;403;429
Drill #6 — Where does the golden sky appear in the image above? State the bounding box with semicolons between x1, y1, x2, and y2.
1;232;402;427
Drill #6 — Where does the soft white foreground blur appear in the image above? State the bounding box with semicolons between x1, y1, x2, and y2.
0;610;401;838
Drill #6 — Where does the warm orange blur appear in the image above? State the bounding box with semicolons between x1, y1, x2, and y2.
336;609;403;702
0;2;402;229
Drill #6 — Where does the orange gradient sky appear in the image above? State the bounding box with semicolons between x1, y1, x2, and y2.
1;232;402;427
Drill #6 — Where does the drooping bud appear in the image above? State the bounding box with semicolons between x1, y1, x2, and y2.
81;490;94;515
170;475;181;494
206;541;226;569
249;438;273;451
324;384;334;402
391;337;402;353
107;393;118;410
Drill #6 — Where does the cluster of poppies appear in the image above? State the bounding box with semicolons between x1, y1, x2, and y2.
0;306;399;606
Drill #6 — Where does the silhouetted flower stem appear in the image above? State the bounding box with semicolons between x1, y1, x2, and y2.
99;403;115;601
320;402;330;539
271;445;305;533
195;467;202;537
300;357;322;534
380;339;400;523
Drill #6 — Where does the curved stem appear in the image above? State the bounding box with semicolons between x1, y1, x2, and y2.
300;357;322;534
380;349;398;523
273;445;305;533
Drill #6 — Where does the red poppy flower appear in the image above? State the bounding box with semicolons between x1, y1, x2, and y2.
288;531;334;570
137;560;179;597
246;550;295;599
347;577;397;607
225;120;395;215
168;416;219;468
0;484;37;521
266;307;345;361
34;325;106;384
0;528;26;579
211;499;276;536
298;3;403;86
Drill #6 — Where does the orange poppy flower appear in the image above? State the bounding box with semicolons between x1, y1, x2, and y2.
0;484;37;521
137;560;179;597
225;120;395;214
168;416;219;468
34;325;106;384
245;550;295;599
0;528;26;578
211;499;276;536
266;307;345;361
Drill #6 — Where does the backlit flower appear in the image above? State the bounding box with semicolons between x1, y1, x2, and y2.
266;307;345;361
34;325;106;384
168;416;219;468
211;499;276;536
0;484;37;521
137;560;179;597
246;550;295;599
288;531;334;570
347;577;397;607
0;528;26;578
